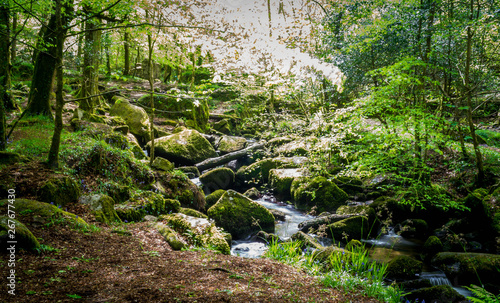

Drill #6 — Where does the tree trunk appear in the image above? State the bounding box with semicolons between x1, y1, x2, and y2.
0;2;14;112
47;0;65;168
79;15;102;112
123;30;130;75
10;11;16;62
147;26;155;166
195;143;265;171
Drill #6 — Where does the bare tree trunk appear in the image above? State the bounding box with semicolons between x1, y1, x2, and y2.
0;1;13;112
123;29;130;75
147;15;155;165
79;14;102;112
10;11;16;62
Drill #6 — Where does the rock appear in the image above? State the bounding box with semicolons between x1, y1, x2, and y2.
155;223;187;250
396;219;429;239
236;156;308;186
269;209;286;221
205;189;226;210
423;236;444;262
213;119;231;134
37;176;81;207
146;129;217;166
386;255;423;280
298;213;357;233
291;231;322;250
269;168;308;198
143;215;158;222
0;151;26;165
0;216;40;251
266;137;293;149
101;181;130;204
157;172;206;211
369;196;413;225
336;205;377;226
217;135;247;154
207;190;275;239
431;252;500;290
333;176;364;195
79;194;121;224
243;187;260;199
114;191;180;222
275;139;313;156
326;215;370;242
291;176;348;213
0;199;89;229
104;132;147;159
152;157;174;171
255;230;281;244
179;207;208;219
311;246;347;265
403;285;466;303
199;167;235;193
177;166;200;178
109;97;151;144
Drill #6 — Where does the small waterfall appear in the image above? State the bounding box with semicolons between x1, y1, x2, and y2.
420;271;452;286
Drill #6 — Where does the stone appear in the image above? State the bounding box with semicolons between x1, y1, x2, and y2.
243;187;260;199
207;190;275;239
213;119;231;134
269;209;286;221
291;231;322;250
291;176;348;213
275;139;313;156
146;129;217;166
396;219;429;240
423;235;443;262
217;136;247;154
199;167;235;193
236;156;308;186
37;176;81;207
157;172;206;211
114;191;180;222
152;157;174;171
0;216;40;251
155;223;187;250
177;166;200;178
326;215;370;242
179;207;208;219
403;285;465;303
386;255;423;280
269;168;308;198
298;213;357;233
205;189;226;210
110;96;151;144
79;194;121;224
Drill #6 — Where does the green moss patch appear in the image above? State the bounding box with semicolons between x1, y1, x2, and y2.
0;216;40;251
114;191;180;222
292;176;348;213
37;176;81;207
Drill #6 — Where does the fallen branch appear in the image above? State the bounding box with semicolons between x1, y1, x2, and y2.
195;143;265;171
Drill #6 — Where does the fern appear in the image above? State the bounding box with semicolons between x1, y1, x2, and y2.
466;285;500;303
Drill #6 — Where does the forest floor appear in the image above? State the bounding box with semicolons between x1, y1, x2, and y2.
3;198;380;303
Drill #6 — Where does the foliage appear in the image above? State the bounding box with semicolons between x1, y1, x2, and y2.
466;285;500;303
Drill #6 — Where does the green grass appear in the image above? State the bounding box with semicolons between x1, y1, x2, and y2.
7;115;55;160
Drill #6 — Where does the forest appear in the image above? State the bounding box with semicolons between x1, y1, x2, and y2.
0;0;499;302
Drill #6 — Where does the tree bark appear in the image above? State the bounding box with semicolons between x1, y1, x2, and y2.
147;22;155;166
123;29;130;75
0;1;13;112
10;11;16;62
195;143;264;171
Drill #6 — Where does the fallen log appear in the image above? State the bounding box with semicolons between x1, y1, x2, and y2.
195;143;265;171
298;214;358;233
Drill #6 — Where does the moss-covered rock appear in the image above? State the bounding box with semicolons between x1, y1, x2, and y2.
423;235;443;262
0;199;89;229
213;119;232;134
291;176;348;213
101;181;130;204
0;151;27;166
205;189;226;211
396;219;429;240
179;207;208;218
104;132;147;159
199;167;235;193
291;231;322;250
403;285;465;303
110;96;151;144
157;172;206;211
155;223;187;250
333;176;364;195
217;136;247;154
326;215;370;242
345;239;364;252
146;129;217;166
177;166;200;178
275;139;313;157
137;93;209;131
243;187;260;199
269;168;308;199
386;255;423;280
37;176;81;207
152;157;174;172
207;190;275;239
114;191;180;222
369;196;413;225
236;156;308;186
0;216;40;251
431;252;500;290
336;205;376;226
79;194;121;224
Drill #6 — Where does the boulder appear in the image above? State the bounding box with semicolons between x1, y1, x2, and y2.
37;176;81;207
431;252;500;290
157;172;206;211
114;191;180;222
207;190;275;239
177;166;200;178
291;176;348;213
205;189;226;210
396;219;429;240
326;215;370;242
298;213;357;233
336;205;377;226
291;231;322;250
146;129;217;166
152;157;174;172
275;139;313;156
213;119;231;134
403;285;465;303
386;255;423;280
0;216;40;251
269;168;308;198
0;151;27;165
199;167;235;193
155;223;187;250
179;207;208;219
423;236;444;262
109;97;151;144
269;209;286;221
104;132;147;159
236;156;308;186
243;187;260;199
217;136;247;154
79;194;121;224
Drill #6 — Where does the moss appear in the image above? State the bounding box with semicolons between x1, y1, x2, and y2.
291;231;322;250
160;213;192;234
386;255;423;280
213;119;232;134
109;97;151;143
207;190;275;239
152;157;174;172
336;205;376;225
199;167;235;191
146;129;217;166
217;136;246;154
243;187;260;199
291;176;348;213
345;239;364;252
103;132;146;159
403;285;465;303
269;168;305;198
158;172;206;211
205;189;226;210
0;151;25;165
114;191;180;222
0;216;40;251
79;195;121;224
179;207;208;218
155;222;187;250
397;219;429;239
0;199;89;229
195;223;231;255
177;166;200;178
431;252;500;289
423;235;443;261
37;176;81;207
327;215;369;242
